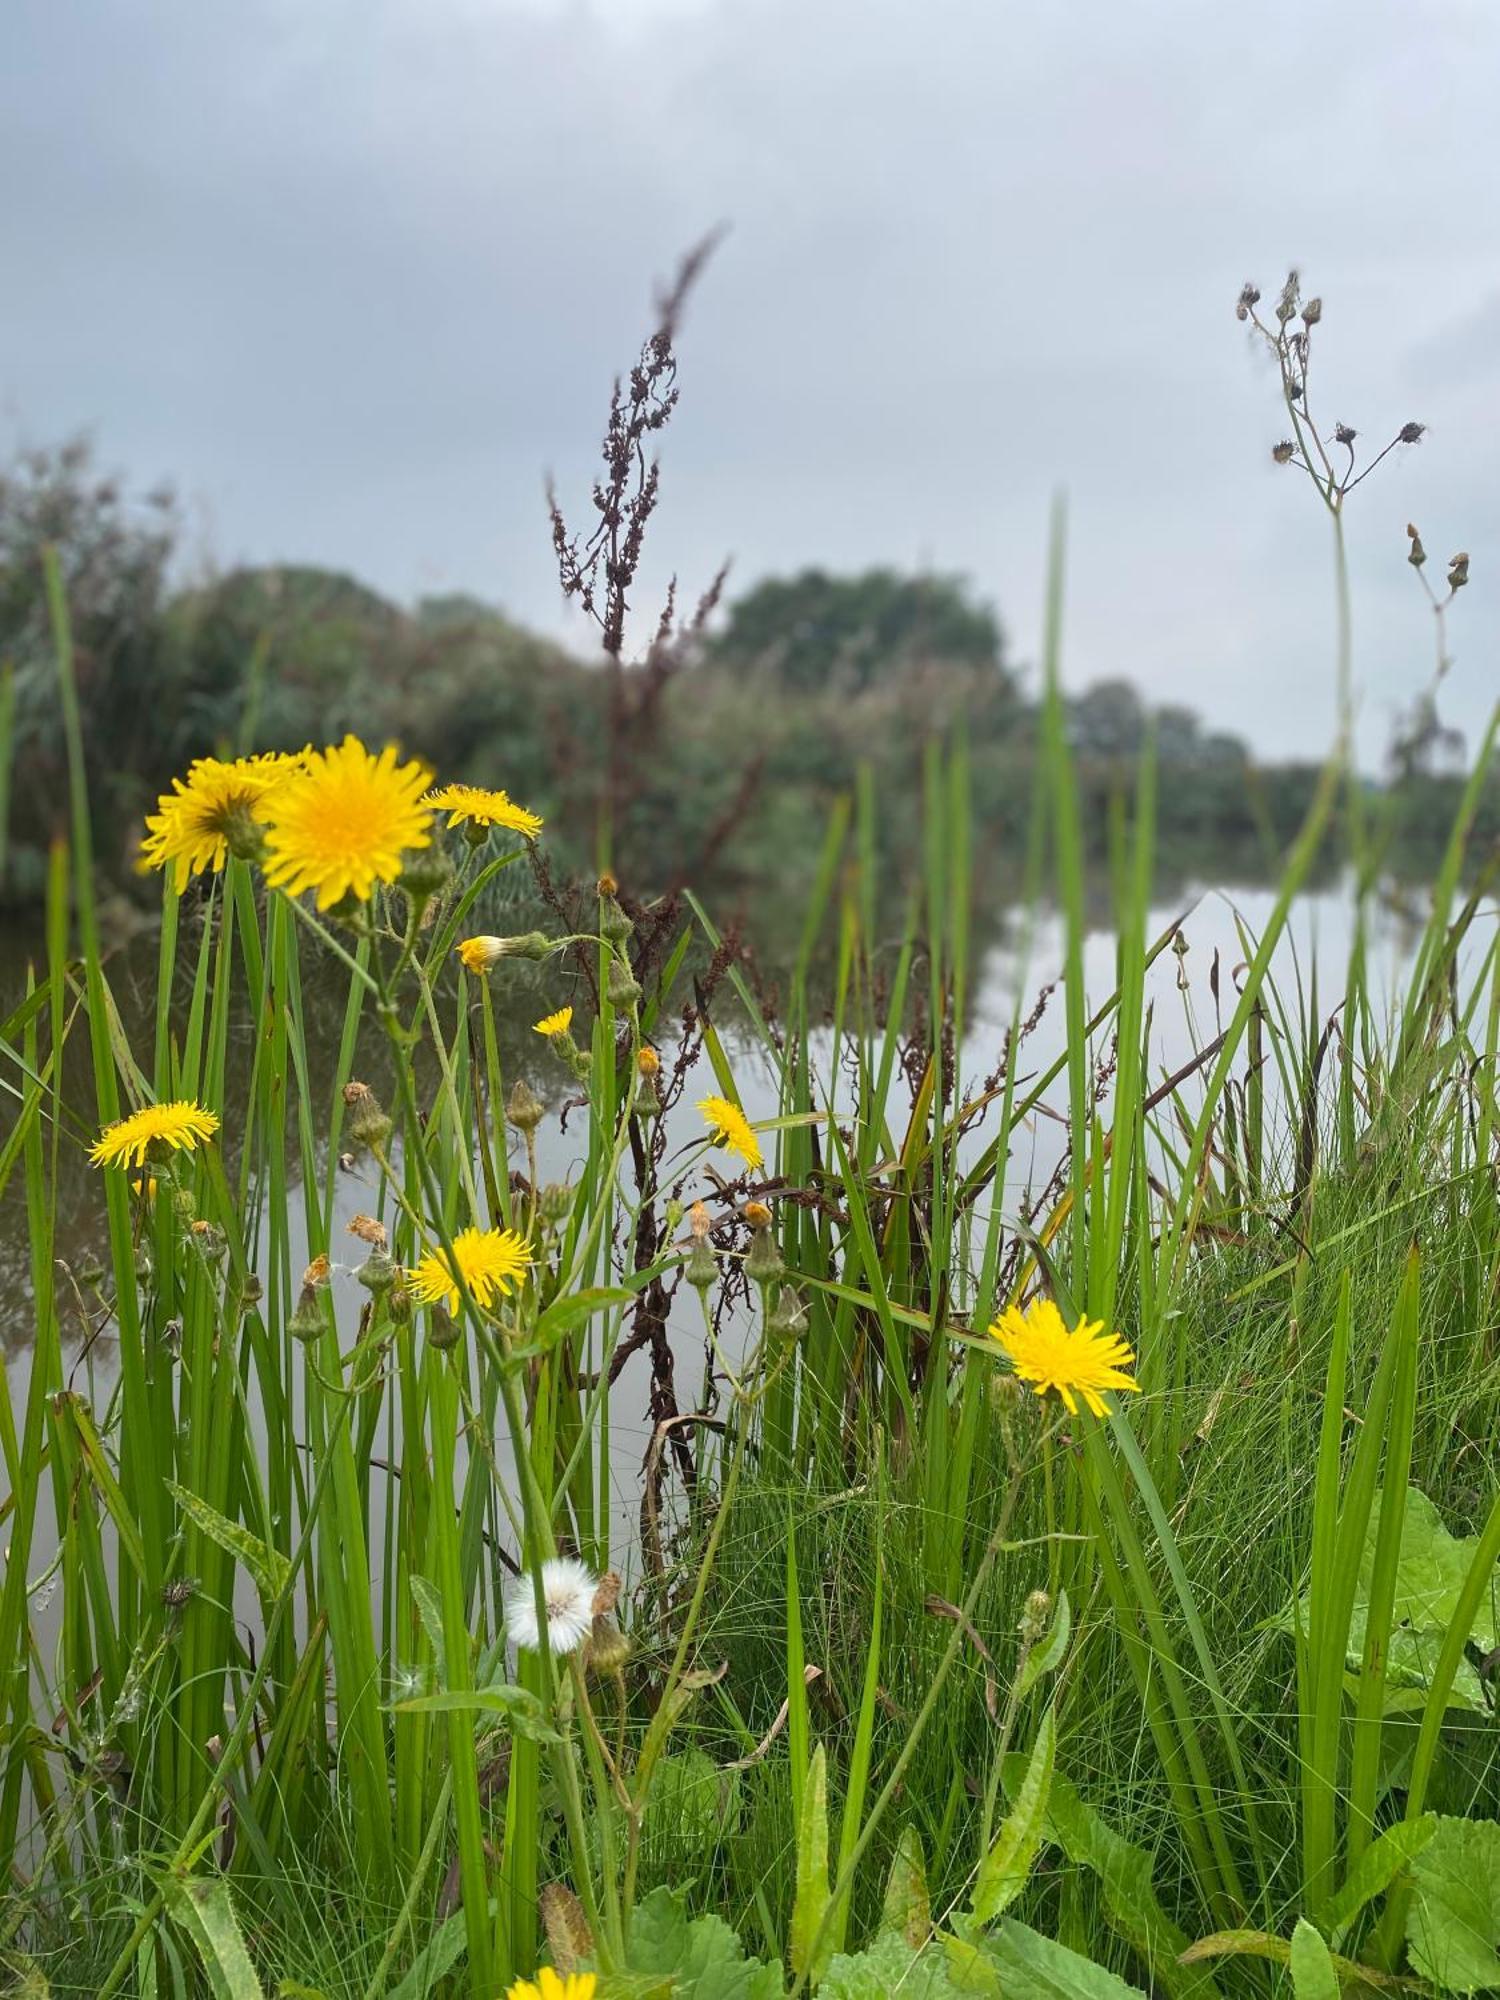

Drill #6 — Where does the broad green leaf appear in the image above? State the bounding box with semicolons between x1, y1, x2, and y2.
1406;1815;1500;1992
639;1749;742;1870
1289;1919;1338;2000
821;1933;965;1998
626;1886;781;1999
393;1682;559;1742
973;1706;1054;1924
878;1825;932;1950
791;1742;832;1984
386;1907;475;2000
162;1873;266;2000
166;1481;291;1602
1322;1813;1437;1942
1016;1590;1071;1698
973;1919;1146;1997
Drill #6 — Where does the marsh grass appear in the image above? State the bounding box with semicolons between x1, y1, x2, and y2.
2;276;1499;1998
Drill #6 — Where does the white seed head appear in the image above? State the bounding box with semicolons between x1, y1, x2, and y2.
504;1556;598;1657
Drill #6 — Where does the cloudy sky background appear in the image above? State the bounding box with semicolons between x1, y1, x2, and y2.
3;0;1495;763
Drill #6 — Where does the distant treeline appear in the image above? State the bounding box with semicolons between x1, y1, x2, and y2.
3;440;1495;927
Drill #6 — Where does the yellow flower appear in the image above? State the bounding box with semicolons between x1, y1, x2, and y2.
259;736;433;910
505;1971;596;2000
533;1007;574;1039
698;1095;763;1171
458;935;505;974
91;1100;220;1170
425;784;543;840
988;1297;1139;1418
140;752;302;892
408;1225;532;1315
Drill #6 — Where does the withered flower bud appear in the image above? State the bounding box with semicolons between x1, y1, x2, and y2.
1398;421;1426;445
637;1046;661;1077
744;1199;773;1231
1333;422;1356;446
1235;281;1261;321
1272;440;1296;465
343;1081;393;1151
1301;296;1322;325
506;1077;545;1133
1448;552;1470;590
348;1213;388;1250
1019;1588;1053;1646
1407;523;1427;568
689;1200;712;1241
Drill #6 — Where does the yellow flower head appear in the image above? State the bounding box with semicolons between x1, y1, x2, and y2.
408;1225;532;1315
259;736;433;910
140;752;303;892
505;1972;596;2000
533;1007;574;1040
425;784;543;840
91;1100;220;1171
458;935;505;975
637;1046;661;1077
698;1095;762;1171
989;1296;1139;1418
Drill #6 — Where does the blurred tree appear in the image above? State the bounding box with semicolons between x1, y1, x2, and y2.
706;567;1015;699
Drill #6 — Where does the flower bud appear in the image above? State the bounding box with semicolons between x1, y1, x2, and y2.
685;1238;718;1292
606;957;642;1010
539;1181;574;1227
507;1077;545;1132
767;1284;808;1342
1301;296;1322;326
289;1281;325;1343
1398;421;1426;445
1235;281;1260;321
1448;551;1470;591
427;1306;462;1351
397;846;456;901
1272;440;1296;465
343;1081;393;1151
746;1225;785;1290
357;1247;397;1294
1407;523;1427;568
598;878;633;946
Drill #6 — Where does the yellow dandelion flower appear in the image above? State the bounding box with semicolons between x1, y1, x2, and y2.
91;1101;220;1171
408;1225;532;1315
259;736;433;910
505;1971;596;2000
989;1296;1139;1418
698;1094;763;1171
425;784;543;840
533;1006;574;1039
140;752;302;892
458;935;505;974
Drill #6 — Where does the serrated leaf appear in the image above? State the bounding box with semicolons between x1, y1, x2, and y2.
166;1482;290;1602
791;1742;832;1984
974;1918;1146;1996
393;1682;559;1741
973;1706;1053;1924
1289;1919;1338;2000
162;1873;266;2000
1322;1813;1437;1942
1406;1815;1500;1992
878;1825;932;1949
821;1933;966;1998
626;1885;781;1998
1016;1590;1071;1698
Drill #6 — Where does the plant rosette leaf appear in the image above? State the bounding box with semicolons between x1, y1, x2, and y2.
625;1886;782;1999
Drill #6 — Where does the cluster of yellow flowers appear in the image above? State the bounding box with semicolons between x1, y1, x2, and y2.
139;736;541;912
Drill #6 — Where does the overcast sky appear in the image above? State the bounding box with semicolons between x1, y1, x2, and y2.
3;0;1496;763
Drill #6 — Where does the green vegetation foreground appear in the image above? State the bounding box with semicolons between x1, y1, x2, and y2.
2;270;1500;1996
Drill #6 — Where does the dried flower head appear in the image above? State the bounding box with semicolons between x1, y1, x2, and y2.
348;1214;388;1250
